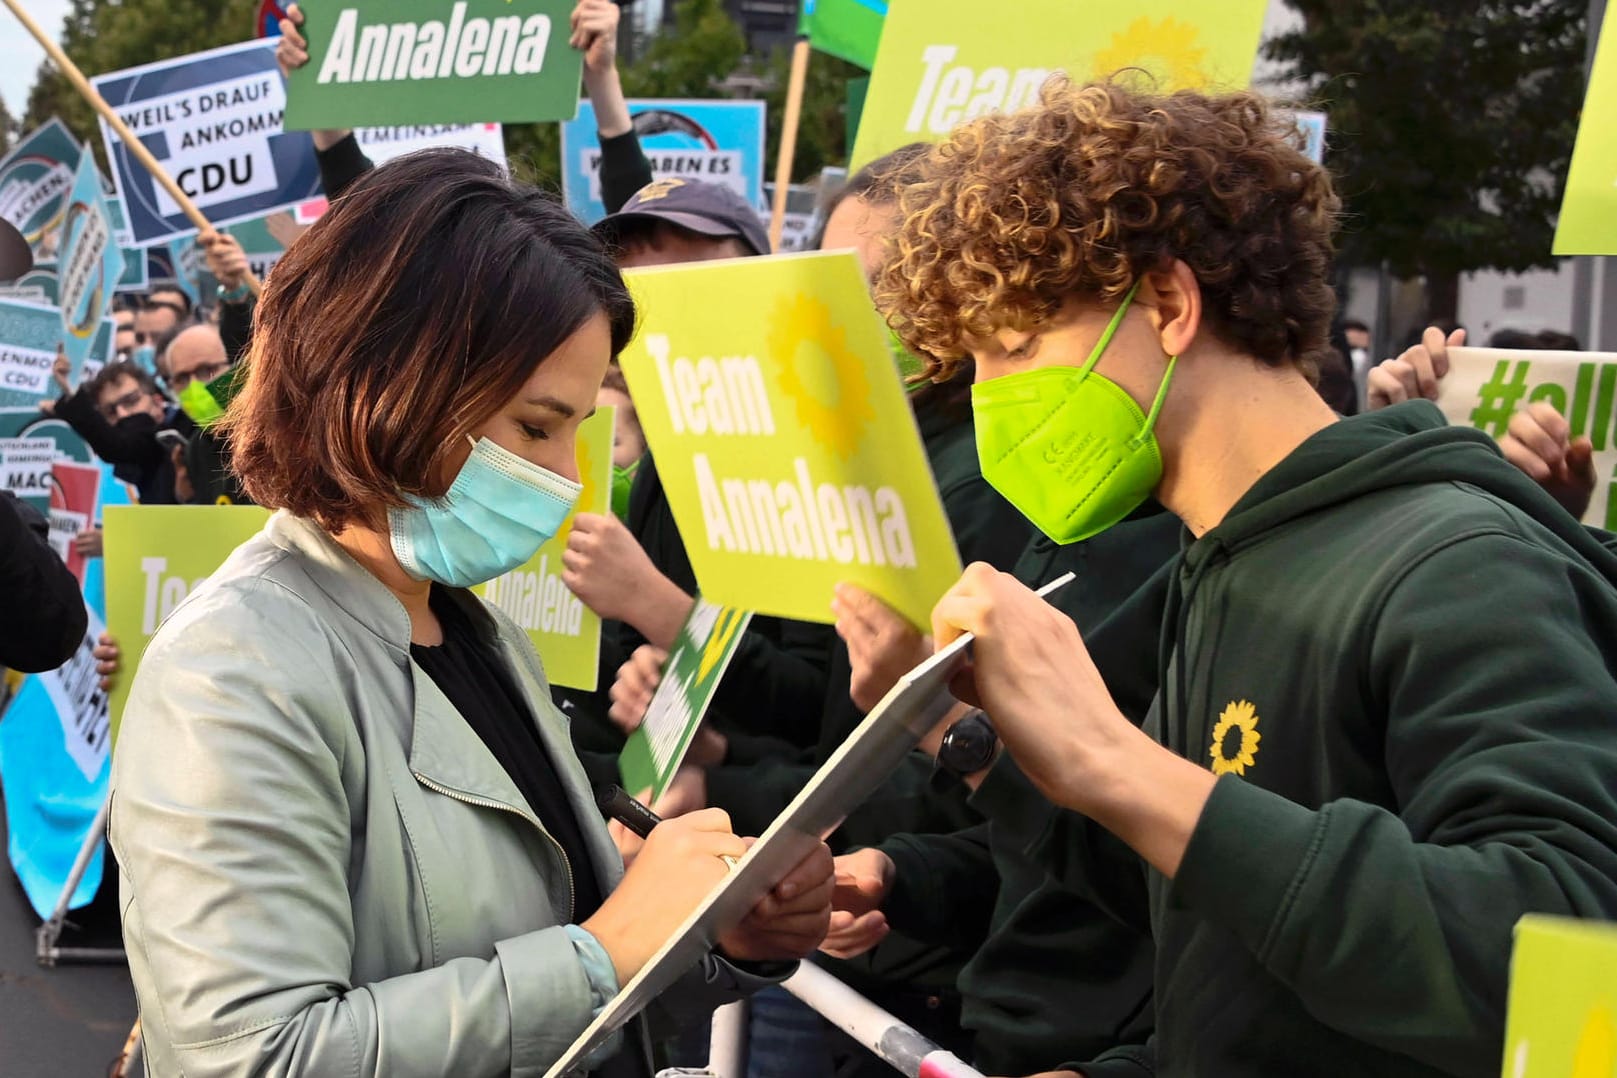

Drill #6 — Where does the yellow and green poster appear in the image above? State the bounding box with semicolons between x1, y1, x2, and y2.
619;250;961;629
1554;16;1617;255
1436;346;1617;529
103;505;270;741
850;0;1268;170
472;406;614;692
1503;915;1617;1077
619;600;753;800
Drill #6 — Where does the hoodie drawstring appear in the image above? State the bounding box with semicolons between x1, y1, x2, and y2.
1163;538;1224;756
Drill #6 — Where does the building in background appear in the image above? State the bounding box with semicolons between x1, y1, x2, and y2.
723;0;797;50
648;0;793;50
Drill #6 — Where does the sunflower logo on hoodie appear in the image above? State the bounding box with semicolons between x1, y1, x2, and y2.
1210;700;1261;776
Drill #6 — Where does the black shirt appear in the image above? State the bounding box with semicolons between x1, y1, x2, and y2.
411;586;604;920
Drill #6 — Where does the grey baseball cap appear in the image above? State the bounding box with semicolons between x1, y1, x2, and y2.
0;220;33;284
594;177;770;257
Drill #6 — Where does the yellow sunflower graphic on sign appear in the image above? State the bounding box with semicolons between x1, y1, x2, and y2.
1092;16;1211;90
1209;699;1261;776
769;292;875;460
1572;1001;1617;1078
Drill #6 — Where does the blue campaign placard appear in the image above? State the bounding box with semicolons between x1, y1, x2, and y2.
106;197;150;293
57;155;126;374
0;298;70;410
560;99;766;224
0;119;82;251
91;39;322;246
0;261;59;305
0;406;97;463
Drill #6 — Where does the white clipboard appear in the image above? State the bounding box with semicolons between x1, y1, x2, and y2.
544;573;1076;1078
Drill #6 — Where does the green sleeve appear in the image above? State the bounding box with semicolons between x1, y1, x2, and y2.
708;619;835;750
976;754;1153;936
877;823;997;950
1067;1041;1154;1077
1585;523;1617;556
704;754;814;838
1171;529;1617;1077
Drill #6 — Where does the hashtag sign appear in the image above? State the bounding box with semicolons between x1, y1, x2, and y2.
1470;360;1532;437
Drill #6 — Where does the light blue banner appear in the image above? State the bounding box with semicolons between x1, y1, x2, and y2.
0;118;82;250
164;236;205;307
106;198;150;294
0;471;129;919
560;99;766;225
58;154;126;376
0;298;70;410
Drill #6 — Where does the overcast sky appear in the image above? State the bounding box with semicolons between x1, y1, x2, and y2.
0;0;71;120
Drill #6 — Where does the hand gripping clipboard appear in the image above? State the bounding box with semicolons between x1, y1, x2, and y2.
544;573;1076;1078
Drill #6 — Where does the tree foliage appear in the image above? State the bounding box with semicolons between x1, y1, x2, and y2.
22;0;258;169
620;0;746;99
763;44;860;184
0;93;14;158
1267;1;1588;319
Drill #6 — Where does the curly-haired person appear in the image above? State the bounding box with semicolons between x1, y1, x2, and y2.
873;79;1617;1078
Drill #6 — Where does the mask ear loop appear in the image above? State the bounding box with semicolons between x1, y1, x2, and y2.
1132;353;1179;449
1079;279;1144;378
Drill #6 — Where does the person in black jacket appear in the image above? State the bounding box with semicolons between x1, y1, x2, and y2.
46;360;193;504
1;218;87;675
0;491;88;674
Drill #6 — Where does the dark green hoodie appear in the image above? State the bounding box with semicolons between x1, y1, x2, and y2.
982;401;1617;1078
877;507;1178;1073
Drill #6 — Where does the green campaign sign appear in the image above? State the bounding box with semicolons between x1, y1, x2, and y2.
284;0;582;130
619;600;753;800
103;505;271;742
800;0;886;70
1554;15;1617;255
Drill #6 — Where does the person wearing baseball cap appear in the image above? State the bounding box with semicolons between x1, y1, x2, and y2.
593;177;771;266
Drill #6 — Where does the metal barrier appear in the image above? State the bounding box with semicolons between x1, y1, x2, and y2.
36;794;123;966
659;965;984;1078
783;965;982;1078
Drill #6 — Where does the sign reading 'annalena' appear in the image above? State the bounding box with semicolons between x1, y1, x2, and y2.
283;0;581;130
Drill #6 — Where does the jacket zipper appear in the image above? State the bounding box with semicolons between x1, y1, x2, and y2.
411;771;576;921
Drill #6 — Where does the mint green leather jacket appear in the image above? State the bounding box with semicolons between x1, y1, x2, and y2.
110;512;768;1077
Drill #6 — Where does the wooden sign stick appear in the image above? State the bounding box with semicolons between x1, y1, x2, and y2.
2;0;264;296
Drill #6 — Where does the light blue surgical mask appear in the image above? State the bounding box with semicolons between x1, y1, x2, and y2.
388;436;581;588
132;345;157;375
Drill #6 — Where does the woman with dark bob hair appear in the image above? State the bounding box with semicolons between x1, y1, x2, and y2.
109;150;833;1077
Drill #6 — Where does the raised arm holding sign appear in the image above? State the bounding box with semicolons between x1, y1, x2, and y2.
618;250;963;630
282;0;582;129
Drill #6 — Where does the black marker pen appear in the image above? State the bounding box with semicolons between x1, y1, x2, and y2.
595;784;662;840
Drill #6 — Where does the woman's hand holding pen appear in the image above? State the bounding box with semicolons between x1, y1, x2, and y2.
592;789;834;974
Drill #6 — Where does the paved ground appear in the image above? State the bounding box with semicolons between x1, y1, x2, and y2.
0;789;137;1077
